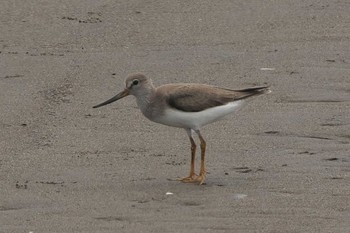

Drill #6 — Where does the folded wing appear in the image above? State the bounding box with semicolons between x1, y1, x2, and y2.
166;85;269;112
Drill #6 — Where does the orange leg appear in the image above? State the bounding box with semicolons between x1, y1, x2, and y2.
195;130;206;185
178;129;198;182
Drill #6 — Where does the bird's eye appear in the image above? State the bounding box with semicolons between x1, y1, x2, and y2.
132;79;139;86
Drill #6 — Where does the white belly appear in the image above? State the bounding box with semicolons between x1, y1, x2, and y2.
153;100;245;130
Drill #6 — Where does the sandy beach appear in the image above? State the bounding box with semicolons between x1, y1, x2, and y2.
1;1;349;232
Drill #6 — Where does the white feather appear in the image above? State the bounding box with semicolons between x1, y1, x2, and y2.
153;100;245;130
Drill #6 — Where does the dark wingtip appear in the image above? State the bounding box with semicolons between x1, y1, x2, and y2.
254;86;271;95
234;85;271;100
254;86;271;94
241;85;270;92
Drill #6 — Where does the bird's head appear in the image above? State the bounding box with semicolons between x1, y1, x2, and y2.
93;73;153;108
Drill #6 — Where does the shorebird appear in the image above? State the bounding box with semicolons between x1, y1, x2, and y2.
93;73;270;184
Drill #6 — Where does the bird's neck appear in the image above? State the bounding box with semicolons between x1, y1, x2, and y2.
135;86;155;113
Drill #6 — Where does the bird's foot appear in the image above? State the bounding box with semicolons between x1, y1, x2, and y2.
177;174;198;183
195;173;206;185
177;172;206;185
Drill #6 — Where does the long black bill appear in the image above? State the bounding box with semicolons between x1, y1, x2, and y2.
93;89;129;108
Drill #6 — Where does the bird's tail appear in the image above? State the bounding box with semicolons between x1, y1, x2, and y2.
235;86;271;100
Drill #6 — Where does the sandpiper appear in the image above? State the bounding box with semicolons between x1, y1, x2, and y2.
93;73;270;184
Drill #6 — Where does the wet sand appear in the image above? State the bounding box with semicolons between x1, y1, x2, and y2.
1;1;350;232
